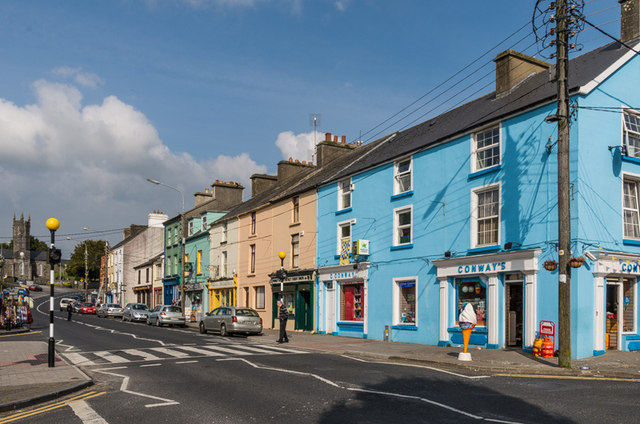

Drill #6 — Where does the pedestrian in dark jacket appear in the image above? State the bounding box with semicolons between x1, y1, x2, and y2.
66;302;73;321
276;300;289;343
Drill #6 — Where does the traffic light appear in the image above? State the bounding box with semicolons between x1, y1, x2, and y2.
48;247;61;265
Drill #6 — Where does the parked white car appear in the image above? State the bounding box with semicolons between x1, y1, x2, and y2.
122;303;150;322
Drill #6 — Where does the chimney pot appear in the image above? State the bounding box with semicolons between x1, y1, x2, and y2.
342;135;346;143
333;136;338;142
302;160;306;165
289;157;293;162
325;132;332;141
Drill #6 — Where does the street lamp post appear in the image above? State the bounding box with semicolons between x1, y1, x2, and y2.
146;178;185;311
45;218;61;368
277;251;287;295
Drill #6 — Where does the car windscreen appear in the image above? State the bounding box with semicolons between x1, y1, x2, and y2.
164;307;182;313
82;303;94;307
107;304;121;308
235;309;259;317
132;304;148;310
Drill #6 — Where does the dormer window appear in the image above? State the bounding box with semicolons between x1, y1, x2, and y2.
472;126;501;172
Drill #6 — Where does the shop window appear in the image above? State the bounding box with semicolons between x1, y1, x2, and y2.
394;279;416;324
623;278;635;333
472;125;501;172
394;157;412;194
255;286;265;309
184;254;189;278
340;282;364;321
282;292;295;316
456;280;486;327
623;109;640;157
338;178;352;210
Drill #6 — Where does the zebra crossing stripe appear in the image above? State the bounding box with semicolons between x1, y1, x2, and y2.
64;352;96;366
149;347;191;358
225;345;285;354
249;344;308;354
200;345;256;355
93;351;129;363
123;349;164;361
175;346;225;356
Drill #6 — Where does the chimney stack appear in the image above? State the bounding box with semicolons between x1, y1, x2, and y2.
493;50;550;96
620;0;640;43
250;174;277;197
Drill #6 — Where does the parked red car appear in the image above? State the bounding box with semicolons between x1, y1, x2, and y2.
80;303;97;314
28;285;43;292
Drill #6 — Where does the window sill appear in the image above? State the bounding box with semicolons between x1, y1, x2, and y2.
392;325;418;331
391;244;413;251
391;191;414;201
246;273;256;278
467;245;500;254
623;238;640;246
468;164;503;180
337;321;364;327
248;234;257;239
335;207;352;216
220;240;227;245
289;222;301;228
622;155;640;165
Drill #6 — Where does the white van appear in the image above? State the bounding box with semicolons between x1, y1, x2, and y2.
59;298;76;311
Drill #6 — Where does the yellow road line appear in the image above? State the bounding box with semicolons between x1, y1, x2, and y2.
494;373;640;382
0;331;41;338
0;391;105;423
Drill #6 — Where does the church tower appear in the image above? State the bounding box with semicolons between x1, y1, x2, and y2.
12;213;32;280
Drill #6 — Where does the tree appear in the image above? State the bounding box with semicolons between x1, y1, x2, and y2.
0;236;47;251
66;240;108;281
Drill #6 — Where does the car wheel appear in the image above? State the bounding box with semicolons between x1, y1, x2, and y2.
156;318;161;327
199;322;207;334
220;323;227;337
146;318;151;325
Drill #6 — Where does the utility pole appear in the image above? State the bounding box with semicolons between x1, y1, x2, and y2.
555;0;572;368
84;243;89;299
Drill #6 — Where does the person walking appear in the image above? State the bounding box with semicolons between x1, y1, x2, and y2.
276;299;289;343
66;302;73;321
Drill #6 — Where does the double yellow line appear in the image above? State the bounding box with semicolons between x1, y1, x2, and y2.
0;390;105;423
0;331;41;338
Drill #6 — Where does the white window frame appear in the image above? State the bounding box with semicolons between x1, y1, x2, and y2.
623;173;640;239
470;183;501;248
291;234;300;268
393;277;418;325
394;157;413;194
255;286;265;309
201;215;207;232
221;222;228;243
221;251;227;278
188;221;194;237
624;109;640;158
393;205;413;246
292;196;300;223
249;244;256;274
337;220;352;255
471;125;501;173
251;212;256;235
338;178;352;210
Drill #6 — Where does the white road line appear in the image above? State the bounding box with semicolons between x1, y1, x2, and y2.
68;399;109;424
175;346;225;356
64;352;96;366
222;358;521;423
200;345;256;355
93;368;179;408
226;345;285;354
123;349;164;361
93;351;130;363
149;347;191;358
176;360;198;364
140;364;162;367
250;344;308;354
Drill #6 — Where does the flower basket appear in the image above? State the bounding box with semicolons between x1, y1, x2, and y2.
569;256;585;268
543;260;557;271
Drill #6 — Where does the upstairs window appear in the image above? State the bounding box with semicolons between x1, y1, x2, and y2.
201;216;208;232
624;110;640;157
188;221;194;236
251;212;256;235
394;157;412;194
337;221;352;257
197;250;203;275
221;251;227;278
623;178;640;239
338;178;352;210
292;196;300;223
221;222;228;243
472;126;501;172
394;206;413;246
250;244;256;274
291;234;300;268
472;184;500;248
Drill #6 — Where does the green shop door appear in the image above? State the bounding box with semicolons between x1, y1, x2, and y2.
295;289;313;331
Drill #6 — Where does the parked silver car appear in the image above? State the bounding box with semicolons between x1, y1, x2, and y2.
97;303;124;318
122;303;150;322
147;305;186;327
199;306;262;336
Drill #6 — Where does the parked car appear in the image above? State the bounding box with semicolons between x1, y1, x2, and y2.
122;303;150;322
80;303;96;314
147;305;185;327
59;297;76;311
72;300;83;313
199;306;263;336
28;285;43;292
97;303;124;318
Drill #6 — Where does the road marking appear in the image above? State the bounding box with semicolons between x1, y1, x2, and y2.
93;368;179;408
0;391;105;424
149;347;191;358
93;351;130;363
199;345;256;355
68;399;108;424
176;360;198;364
223;358;519;423
176;345;225;356
0;331;40;338
64;352;96;366
140;363;162;367
123;349;164;361
494;373;640;382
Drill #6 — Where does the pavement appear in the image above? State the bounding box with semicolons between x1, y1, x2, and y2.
1;324;639;414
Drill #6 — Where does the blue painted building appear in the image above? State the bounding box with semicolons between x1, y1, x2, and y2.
316;5;640;358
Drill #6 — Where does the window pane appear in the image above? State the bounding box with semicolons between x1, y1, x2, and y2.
475;127;500;170
256;286;265;309
398;210;411;226
398;281;416;324
457;281;486;326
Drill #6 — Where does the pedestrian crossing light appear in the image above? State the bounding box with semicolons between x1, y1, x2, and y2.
48;247;62;265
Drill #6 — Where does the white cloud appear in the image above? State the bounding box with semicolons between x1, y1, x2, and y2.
52;67;103;88
0;79;266;251
274;130;319;164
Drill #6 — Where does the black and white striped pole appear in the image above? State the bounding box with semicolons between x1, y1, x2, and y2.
46;218;61;368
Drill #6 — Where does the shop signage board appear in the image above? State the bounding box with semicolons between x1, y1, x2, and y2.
539;320;555;337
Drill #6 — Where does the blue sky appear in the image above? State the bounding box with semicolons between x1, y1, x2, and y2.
0;0;623;255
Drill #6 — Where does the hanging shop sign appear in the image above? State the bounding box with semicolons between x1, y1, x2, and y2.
184;282;204;292
208;279;235;289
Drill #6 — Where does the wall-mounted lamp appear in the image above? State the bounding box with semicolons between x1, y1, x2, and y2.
444;251;452;258
544;114;562;123
503;242;522;250
584;251;597;261
608;145;629;156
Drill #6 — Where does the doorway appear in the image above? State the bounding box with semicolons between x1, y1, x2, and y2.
505;274;523;347
606;282;620;350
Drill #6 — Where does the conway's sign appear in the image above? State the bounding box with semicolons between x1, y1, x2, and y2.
457;262;507;275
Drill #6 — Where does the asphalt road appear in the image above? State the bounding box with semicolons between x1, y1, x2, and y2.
2;290;639;423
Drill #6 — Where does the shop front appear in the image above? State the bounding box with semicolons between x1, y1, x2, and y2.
433;249;541;350
317;263;369;338
270;269;314;332
184;282;204;323
162;276;180;306
133;284;151;306
591;251;639;354
208;277;236;312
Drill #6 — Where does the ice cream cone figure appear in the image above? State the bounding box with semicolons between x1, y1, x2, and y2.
458;302;477;361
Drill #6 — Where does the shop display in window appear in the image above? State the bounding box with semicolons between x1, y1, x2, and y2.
341;283;364;321
398;281;416;324
457;281;486;327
